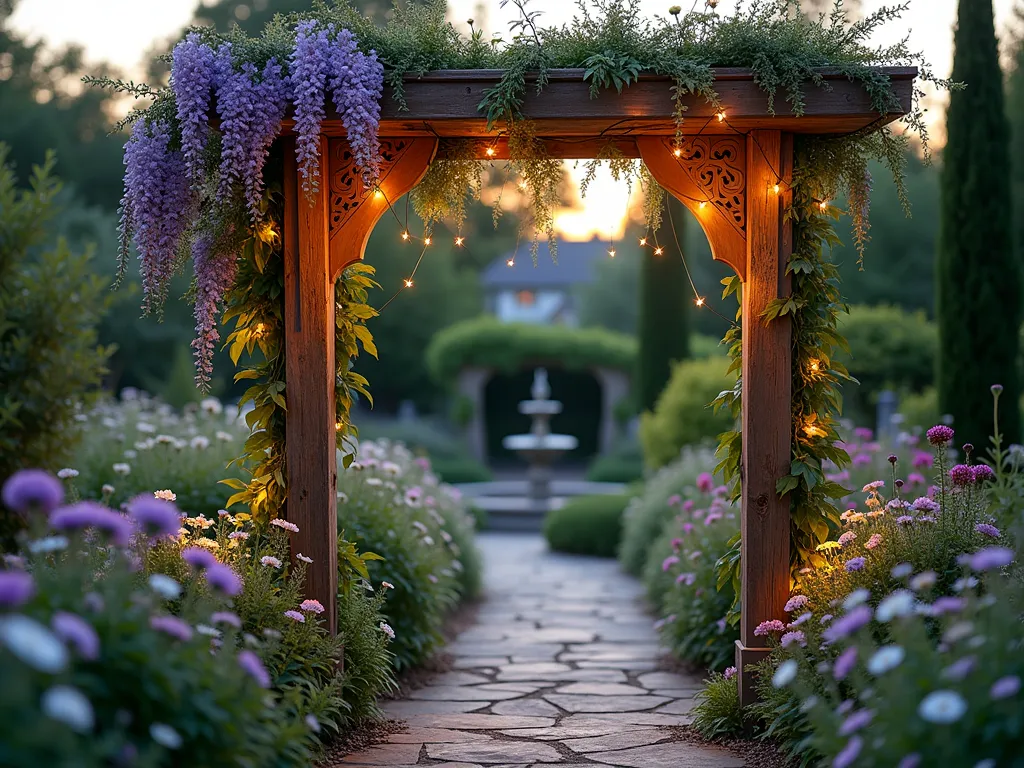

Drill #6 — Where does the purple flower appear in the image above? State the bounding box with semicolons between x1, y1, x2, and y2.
972;464;995;483
833;646;858;680
661;555;679;572
780;630;806;648
990;675;1021;700
931;597;966;615
237;649;271;688
284;610;305;623
912;451;933;468
754;619;786;636
667;494;682;507
204;564;242;597
823;605;872;643
852;453;871;467
926;425;954;446
898;755;922;768
839;709;873;736
181;547;218;571
126;495;181;539
942;656;976;681
844;557;866;572
833;736;863;768
2;470;64;514
291;20;332;198
949;464;975;487
150;615;194;642
696;472;714;493
329;29;383;188
300;599;325;614
897;515;914;526
784;595;809;613
675;572;696;586
723;666;737;680
51;612;100;660
190;233;239;388
837;532;856;548
911;496;939;513
0;571;35;607
969;547;1014;572
853;427;873;440
171;34;222;181
49;503;134;546
975;523;1001;539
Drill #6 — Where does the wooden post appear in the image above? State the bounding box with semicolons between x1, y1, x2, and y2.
283;136;339;635
735;130;793;705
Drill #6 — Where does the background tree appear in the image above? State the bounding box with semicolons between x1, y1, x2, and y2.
637;198;691;413
938;0;1021;445
194;0;389;34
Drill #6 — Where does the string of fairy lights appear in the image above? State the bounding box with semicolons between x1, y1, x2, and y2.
367;105;830;321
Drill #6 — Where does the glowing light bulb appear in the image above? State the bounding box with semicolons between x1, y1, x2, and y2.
608;248;616;258
654;247;664;256
699;201;707;209
695;296;705;307
374;189;384;200
485;147;496;157
404;279;414;288
506;259;515;267
716;111;726;122
673;148;682;158
455;236;465;246
424;237;432;246
401;231;410;241
639;237;647;246
773;183;781;194
254;322;266;336
818;201;828;211
335;421;343;431
809;359;821;373
517;180;528;191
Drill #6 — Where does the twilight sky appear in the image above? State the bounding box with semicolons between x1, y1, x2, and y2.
8;0;1021;240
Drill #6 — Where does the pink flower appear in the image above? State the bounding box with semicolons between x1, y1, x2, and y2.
270;518;299;533
667;494;682;507
838;531;857;548
911;451;933;469
661;556;679;572
907;472;926;486
972;464;995;483
671;538;683;551
696;473;714;494
260;556;282;568
853;427;873;441
949;464;974;487
723;666;737;680
299;599;325;614
681;500;695;513
284;610;305;623
865;534;882;550
675;572;696;586
852;453;872;467
754;619;786;636
784;595;809;613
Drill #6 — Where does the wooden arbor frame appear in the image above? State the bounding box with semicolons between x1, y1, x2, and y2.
281;67;915;705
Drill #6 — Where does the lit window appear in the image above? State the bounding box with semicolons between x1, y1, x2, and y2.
517;290;535;307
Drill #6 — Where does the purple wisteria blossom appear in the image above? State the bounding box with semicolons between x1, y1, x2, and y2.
2;470;64;515
329;29;384;188
237;649;271;688
290;20;333;198
121;120;195;314
190;233;238;389
51;612;100;660
0;571;35;607
171;34;224;181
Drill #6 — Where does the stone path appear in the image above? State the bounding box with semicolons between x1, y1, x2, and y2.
342;533;746;767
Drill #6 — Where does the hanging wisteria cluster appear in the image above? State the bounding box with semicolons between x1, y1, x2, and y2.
117;24;385;387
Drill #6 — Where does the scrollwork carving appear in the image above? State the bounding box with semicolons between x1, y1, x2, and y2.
663;136;746;233
329;138;412;236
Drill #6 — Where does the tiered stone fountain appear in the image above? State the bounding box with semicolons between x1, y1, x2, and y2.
502;368;578;513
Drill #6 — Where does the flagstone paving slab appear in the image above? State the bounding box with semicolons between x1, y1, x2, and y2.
336;534;744;767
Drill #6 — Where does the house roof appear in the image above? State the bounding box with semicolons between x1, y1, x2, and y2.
481;240;607;289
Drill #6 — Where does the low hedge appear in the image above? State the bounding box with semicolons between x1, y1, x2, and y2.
426;316;636;383
544;494;632;558
585;441;645;484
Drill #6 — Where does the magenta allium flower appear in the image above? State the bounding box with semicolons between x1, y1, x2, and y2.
839;709;874;736
204;564;242;597
853;427;873;441
300;599;325;614
0;571;35;607
661;555;679;572
181;547;218;570
972;464;995;483
907;472;926;486
237;649;271;688
754;619;786;636
865;534;882;550
838;531;857;548
675;572;696;586
990;675;1021;700
126;495;181;539
822;605;872;643
844;557;866;572
949;464;975;487
780;630;806;648
2;470;64;514
49;503;134;546
284;610;305;623
190;233;239;389
681;500;695;512
211;611;242;628
51;612;99;661
150;615;194;642
969;547;1014;571
833;646;858;680
833;736;863;768
975;523;1001;538
912;451;933;469
784;595;809;613
670;537;683;551
696;472;714;493
926;425;954;446
723;666;737;680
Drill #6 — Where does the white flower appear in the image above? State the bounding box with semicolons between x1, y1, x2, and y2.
296;553;313;564
305;713;321;733
843;589;871;611
876;590;916;622
148;574;182;600
379;622;395;640
149;723;183;749
42;685;94;732
337;491;349;503
190;435;211;450
365;477;383;487
196;624;221;638
200;397;223;415
772;659;798;688
215;431;233;442
891;562;913;579
0;615;69;673
910;571;937;591
154;490;176;502
101;484;115;495
136;422;156;434
228;531;249;541
382;581;394;590
27;536;69;554
270;518;300;533
867;645;905;675
123;450;137;459
944;622;974;644
56;468;79;480
261;556;282;569
112;462;131;476
918;690;967;724
381;461;401;476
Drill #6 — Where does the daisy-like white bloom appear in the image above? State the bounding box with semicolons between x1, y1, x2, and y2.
260;556;282;569
101;484;115;495
148;574;182;600
111;462;131;476
365;477;383;487
910;571;937;591
296;553;313;564
867;645;905;675
0;615;69;673
876;590;915;622
772;659;798;688
154;490;176;501
57;468;79;480
918;690;967;724
379;622;395;640
42;685;95;732
150;723;183;749
270;518;299;533
215;431;233;442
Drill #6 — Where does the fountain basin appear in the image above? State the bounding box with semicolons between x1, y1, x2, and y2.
519;400;562;417
502;434;578;452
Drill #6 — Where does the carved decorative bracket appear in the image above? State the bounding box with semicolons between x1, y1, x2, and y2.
329;138;418;237
659;136;746;235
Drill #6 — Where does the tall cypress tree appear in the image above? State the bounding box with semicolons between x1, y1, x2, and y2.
938;0;1020;447
637;198;691;412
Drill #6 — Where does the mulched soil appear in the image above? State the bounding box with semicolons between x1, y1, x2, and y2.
316;718;404;768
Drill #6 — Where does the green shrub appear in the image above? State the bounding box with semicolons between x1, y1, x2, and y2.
430;457;493;484
586;440;645;484
543;494;630;557
639;356;735;469
426;316;636;383
837;304;937;419
897;386;941;431
354;419;492;484
0;149;111;540
338;586;398;725
337;440;481;670
618;447;719;576
692;672;746;739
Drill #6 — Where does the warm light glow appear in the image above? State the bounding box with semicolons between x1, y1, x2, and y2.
403;279;414;288
335;421;343;431
639;237;647;246
818;201;829;211
699;201;707;209
803;422;828;439
401;231;410;241
654;247;664;256
809;359;821;373
506;259;515;267
485;147;496;157
673;148;682;158
424;236;432;246
695;296;705;307
374;189;384;200
608;248;616;258
716;111;726;122
773;183;781;194
455;236;465;246
517;179;528;191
